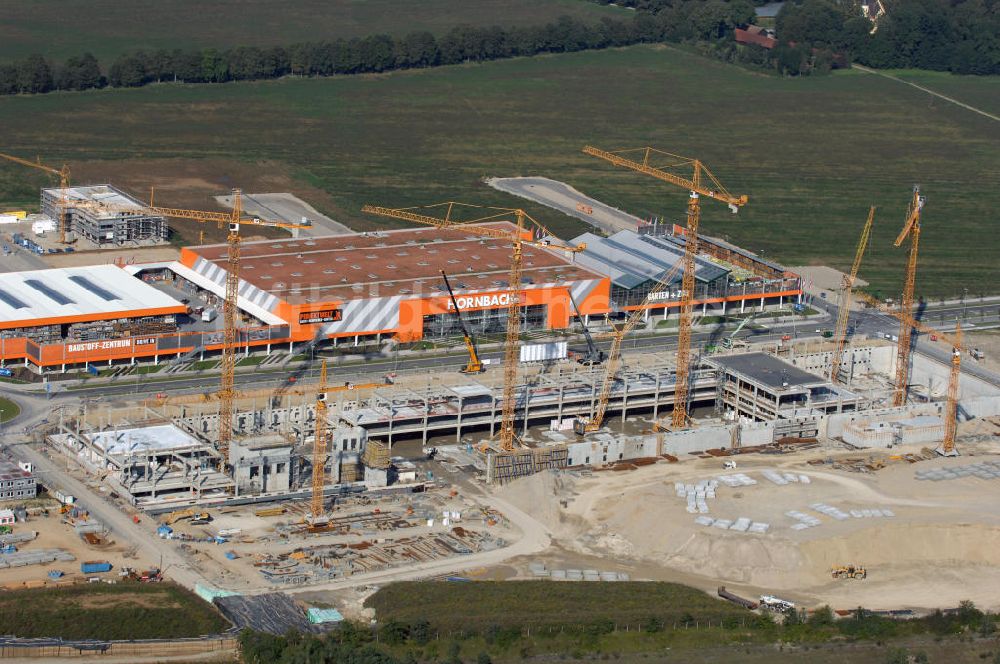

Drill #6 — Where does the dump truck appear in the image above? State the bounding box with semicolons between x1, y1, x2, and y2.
759;595;795;612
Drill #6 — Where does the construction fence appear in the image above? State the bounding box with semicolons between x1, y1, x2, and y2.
0;635;236;659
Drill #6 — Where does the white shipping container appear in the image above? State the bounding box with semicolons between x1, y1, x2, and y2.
519;341;568;363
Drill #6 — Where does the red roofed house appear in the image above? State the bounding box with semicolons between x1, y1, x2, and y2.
735;26;777;49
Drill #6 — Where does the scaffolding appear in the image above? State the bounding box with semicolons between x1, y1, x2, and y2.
486;446;570;484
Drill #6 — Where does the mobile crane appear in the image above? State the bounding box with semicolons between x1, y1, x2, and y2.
440;270;485;374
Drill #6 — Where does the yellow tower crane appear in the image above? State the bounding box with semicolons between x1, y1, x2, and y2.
582;146;747;429
310;359;330;525
893;186;925;406
856;292;963;456
831;206;876;383
361;202;584;452
574;259;682;434
83;189;311;466
943;322;962;456
0;151;72;244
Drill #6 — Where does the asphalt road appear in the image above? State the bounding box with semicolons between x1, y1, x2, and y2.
214;192;352;238
8;297;999;406
488;176;642;236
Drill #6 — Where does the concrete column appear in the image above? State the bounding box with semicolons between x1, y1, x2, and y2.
759;296;765;311
721;300;726;315
702;301;707;315
779;295;783;308
653;373;661;419
354;335;359;347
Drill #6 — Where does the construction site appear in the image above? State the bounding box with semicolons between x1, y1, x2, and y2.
2;146;999;618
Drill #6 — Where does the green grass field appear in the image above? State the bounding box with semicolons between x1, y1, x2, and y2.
0;582;229;639
0;0;628;63
366;580;750;632
0;397;18;422
0;45;997;297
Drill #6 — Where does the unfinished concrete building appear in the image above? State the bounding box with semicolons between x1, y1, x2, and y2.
49;423;233;506
42;185;168;245
229;435;293;495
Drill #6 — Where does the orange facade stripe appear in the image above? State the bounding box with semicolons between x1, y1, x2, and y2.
0;305;189;331
620;289;802;312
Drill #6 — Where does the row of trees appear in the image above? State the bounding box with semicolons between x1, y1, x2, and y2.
0;52;102;94
0;14;671;95
3;0;993;95
590;0;1000;76
0;3;781;96
776;0;1000;75
238;600;998;664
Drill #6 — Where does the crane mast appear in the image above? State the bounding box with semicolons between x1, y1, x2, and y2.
942;322;961;456
575;259;682;434
855;291;963;456
893;187;924;406
84;189;310;468
583;146;747;429
362;202;583;452
831;206;875;382
311;360;330;523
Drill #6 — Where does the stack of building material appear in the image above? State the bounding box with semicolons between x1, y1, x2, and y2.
915;461;1000;481
848;508;895;518
717;473;757;487
809;503;850;520
0;548;75;568
0;532;37;546
786;510;821;530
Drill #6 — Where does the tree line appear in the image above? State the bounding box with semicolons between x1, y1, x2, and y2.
239;600;999;664
0;14;666;95
590;0;1000;76
2;0;995;95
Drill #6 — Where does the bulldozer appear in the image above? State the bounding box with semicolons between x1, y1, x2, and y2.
831;564;867;580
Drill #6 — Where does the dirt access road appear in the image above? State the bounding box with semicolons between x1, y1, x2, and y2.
15;443;207;592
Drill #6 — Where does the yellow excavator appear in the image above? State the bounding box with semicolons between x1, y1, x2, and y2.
162;509;212;525
831;564;867;580
441;270;484;374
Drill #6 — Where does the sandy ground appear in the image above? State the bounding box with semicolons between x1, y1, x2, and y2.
41;245;181;268
964;329;1000;375
790;265;868;304
0;507;151;588
495;432;1000;612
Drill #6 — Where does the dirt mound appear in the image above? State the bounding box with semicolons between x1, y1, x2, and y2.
496;470;586;538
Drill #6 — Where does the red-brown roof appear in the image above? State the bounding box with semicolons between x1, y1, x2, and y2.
735;27;777;49
192;223;601;304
